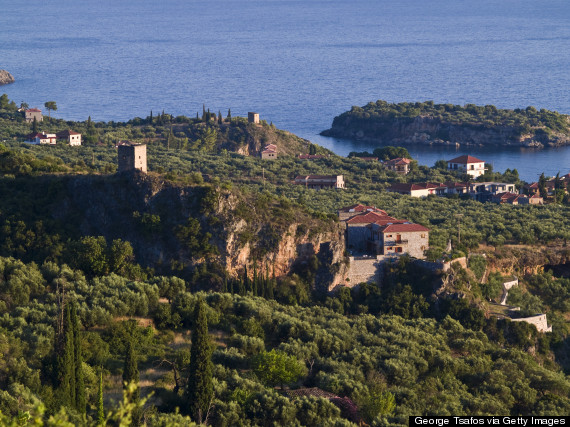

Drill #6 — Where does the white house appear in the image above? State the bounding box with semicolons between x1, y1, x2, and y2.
447;155;486;177
56;129;82;146
25;132;56;145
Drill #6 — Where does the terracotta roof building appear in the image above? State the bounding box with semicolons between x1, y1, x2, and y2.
383;157;411;175
56;129;82;146
447;154;486;177
261;144;277;160
294;175;345;189
25;108;43;123
345;209;429;259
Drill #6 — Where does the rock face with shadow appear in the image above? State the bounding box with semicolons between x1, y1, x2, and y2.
0;70;15;85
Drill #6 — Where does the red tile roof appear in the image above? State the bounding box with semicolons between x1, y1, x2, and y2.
347;212;395;224
447;155;485;164
381;223;430;232
26;108;42;113
384;157;411;166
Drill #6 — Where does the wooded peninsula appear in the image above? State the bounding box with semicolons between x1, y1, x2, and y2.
321;100;570;148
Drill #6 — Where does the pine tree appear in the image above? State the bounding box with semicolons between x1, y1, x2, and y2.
186;299;213;423
97;367;105;425
123;340;140;402
71;303;86;413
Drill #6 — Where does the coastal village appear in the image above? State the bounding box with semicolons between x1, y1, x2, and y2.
107;118;558;335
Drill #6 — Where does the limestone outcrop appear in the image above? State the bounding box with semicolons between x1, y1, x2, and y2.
0;70;15;85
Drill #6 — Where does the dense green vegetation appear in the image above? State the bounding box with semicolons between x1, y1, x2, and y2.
1;94;569;425
1;256;569;426
322;100;570;146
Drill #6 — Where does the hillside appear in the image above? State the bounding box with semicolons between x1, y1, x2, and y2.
0;94;322;157
321;100;570;148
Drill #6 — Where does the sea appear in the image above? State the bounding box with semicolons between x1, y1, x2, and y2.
1;0;569;182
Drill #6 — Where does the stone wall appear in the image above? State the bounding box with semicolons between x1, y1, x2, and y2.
511;314;552;333
344;256;385;287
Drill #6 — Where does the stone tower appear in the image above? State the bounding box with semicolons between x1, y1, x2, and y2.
118;142;147;173
248;112;259;124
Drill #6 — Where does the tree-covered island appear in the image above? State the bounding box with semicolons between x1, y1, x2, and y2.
321;100;570;148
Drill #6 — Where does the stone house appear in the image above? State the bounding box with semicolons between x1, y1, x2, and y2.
56;129;82;146
117;142;147;173
345;210;429;259
261;144;277;160
294;175;345;189
248;112;259;124
447;155;486;177
383;157;411;175
25;108;43;123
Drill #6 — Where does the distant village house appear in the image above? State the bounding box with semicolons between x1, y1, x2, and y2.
25;132;56;145
261;144;277;160
387;181;524;202
294;175;345;189
25;108;43;123
447;155;486;177
383;157;411;175
56;129;82;146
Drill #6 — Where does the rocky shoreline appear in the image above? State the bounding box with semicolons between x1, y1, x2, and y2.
0;70;15;85
321;115;570;149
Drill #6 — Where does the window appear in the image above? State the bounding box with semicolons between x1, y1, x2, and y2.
421;234;426;238
396;247;403;253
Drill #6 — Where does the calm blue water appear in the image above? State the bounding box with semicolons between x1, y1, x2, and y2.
1;0;570;181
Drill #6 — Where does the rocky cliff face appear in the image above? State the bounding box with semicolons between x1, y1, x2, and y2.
323;115;570;148
0;70;15;85
48;171;344;288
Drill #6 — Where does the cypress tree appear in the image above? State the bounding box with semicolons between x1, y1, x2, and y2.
97;367;105;425
202;104;206;121
32;116;38;133
227;109;231;122
186;299;213;423
218;110;222;124
71;303;86;413
252;263;258;296
55;303;76;408
243;265;249;294
222;273;228;293
149;110;153;124
123;340;140;402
